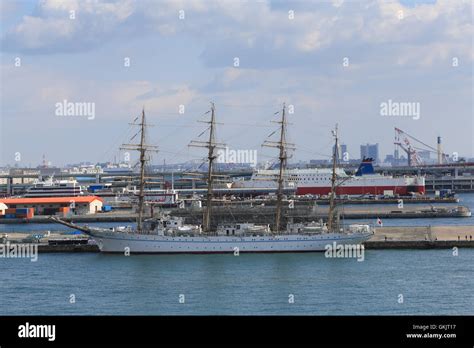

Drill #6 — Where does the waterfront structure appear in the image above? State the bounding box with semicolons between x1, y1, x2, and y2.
62;165;104;175
102;163;133;175
0;196;103;215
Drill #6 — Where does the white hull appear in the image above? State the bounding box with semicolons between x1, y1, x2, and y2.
89;231;372;253
232;166;425;195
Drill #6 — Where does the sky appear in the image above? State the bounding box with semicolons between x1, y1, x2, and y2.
0;0;472;167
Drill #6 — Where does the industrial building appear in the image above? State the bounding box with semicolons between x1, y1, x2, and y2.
0;196;103;216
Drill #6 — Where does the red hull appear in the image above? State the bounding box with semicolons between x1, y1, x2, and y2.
296;185;425;196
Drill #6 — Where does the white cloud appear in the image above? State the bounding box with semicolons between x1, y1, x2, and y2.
2;0;471;68
12;16;75;50
1;0;472;165
2;0;136;52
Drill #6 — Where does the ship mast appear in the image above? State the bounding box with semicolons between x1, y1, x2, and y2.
189;103;225;232
327;124;339;232
263;103;294;233
121;109;158;233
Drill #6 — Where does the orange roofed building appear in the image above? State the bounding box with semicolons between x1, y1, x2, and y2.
0;196;104;215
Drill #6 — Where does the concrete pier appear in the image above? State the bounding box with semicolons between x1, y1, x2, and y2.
365;225;474;249
167;205;471;228
1;225;473;252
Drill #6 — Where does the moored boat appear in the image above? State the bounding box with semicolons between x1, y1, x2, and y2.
232;158;425;196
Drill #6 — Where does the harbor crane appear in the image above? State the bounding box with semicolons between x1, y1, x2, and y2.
394;128;449;167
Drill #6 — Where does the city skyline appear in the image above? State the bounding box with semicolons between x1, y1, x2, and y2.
2;139;466;170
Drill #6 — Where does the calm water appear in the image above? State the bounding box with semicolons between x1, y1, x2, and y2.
0;194;473;315
0;250;473;315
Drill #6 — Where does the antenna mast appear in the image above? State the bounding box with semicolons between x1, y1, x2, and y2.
189;103;225;232
121;109;158;232
263;103;294;233
327;124;339;232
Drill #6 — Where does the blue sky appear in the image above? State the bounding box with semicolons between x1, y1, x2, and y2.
0;0;472;167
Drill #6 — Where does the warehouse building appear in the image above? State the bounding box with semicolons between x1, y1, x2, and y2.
0;196;103;215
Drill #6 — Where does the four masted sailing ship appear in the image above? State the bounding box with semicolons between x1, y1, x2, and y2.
51;104;374;253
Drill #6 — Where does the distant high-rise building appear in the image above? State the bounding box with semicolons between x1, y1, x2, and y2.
309;159;330;166
360;143;379;163
394;148;399;160
418;150;431;161
384;154;394;165
332;144;348;162
340;144;348;162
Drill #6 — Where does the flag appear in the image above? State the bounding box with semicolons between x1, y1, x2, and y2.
377;218;383;226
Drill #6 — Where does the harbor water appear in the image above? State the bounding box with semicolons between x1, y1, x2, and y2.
0;249;472;315
0;194;473;315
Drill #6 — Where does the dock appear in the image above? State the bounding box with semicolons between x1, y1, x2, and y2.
167;205;471;226
0;202;470;224
365;225;474;249
1;225;473;252
287;196;460;205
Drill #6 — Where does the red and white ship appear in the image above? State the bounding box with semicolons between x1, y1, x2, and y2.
232;158;425;196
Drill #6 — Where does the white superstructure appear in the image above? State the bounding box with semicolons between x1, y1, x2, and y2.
24;178;84;197
232;160;425;196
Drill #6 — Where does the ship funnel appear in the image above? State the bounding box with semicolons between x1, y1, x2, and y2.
355;158;375;176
